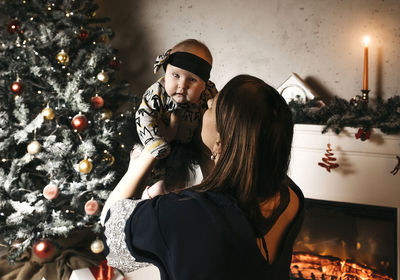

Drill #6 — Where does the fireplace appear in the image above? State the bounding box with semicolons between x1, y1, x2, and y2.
288;124;400;279
290;198;397;280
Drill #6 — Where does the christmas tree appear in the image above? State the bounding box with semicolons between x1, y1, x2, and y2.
0;0;136;262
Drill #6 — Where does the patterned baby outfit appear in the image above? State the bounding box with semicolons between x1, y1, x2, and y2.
135;77;217;159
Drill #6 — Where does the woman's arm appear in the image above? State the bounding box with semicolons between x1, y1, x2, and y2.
100;148;156;225
100;113;179;226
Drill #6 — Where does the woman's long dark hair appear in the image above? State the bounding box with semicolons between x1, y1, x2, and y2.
193;74;294;235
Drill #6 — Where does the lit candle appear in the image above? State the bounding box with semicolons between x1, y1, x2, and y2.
362;36;370;91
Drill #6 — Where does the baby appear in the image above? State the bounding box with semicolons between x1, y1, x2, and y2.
135;39;217;191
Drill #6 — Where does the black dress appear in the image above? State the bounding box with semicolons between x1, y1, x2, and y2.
103;178;304;280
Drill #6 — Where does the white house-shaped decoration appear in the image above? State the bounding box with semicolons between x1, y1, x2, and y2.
276;73;316;104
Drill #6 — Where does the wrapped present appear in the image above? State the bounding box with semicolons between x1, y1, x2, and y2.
70;260;125;280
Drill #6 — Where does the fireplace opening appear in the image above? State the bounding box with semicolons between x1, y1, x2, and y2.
290;198;397;280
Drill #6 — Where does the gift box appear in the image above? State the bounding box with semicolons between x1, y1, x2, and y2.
70;260;125;280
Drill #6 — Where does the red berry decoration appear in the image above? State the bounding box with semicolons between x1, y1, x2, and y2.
79;29;89;40
7;19;21;34
91;95;104;109
109;57;121;70
33;240;54;259
355;128;371;141
318;143;339;172
71;113;88;131
11;81;24;94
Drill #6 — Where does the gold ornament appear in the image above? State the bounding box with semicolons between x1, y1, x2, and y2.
97;70;109;83
56;50;69;65
27;140;41;154
78;158;93;174
100;34;110;43
90;238;104;254
101;109;112;120
42;107;55;120
101;152;115;166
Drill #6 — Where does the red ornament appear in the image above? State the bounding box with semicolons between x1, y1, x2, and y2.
355;128;371;141
11;81;24;94
7;20;21;34
71;114;88;131
85;199;99;215
91;95;104;109
79;29;89;40
318;143;339;172
109;57;121;70
33;240;54;259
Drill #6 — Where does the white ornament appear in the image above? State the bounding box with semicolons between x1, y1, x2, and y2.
27;140;41;154
90;239;104;254
97;70;109;83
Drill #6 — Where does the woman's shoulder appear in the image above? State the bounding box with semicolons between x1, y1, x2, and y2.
158;189;238;209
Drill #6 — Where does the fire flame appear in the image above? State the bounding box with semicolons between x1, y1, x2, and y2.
290;252;393;280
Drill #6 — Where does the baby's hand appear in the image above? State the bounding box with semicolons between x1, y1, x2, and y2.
141;180;166;199
158;112;179;142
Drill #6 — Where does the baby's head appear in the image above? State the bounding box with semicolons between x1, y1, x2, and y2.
163;39;213;104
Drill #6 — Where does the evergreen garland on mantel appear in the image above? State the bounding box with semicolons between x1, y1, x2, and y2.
288;95;400;135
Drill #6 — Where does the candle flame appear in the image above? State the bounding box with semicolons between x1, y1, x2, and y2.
363;36;370;47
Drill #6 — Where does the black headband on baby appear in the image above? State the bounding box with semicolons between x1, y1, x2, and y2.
153;49;211;82
164;52;211;82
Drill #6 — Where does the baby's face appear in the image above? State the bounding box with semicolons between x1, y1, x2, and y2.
164;64;206;104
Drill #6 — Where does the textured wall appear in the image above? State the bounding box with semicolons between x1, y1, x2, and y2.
97;0;400;101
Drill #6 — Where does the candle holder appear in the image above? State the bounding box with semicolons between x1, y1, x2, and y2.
361;89;370;103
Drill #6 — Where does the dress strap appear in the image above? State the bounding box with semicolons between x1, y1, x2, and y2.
260;235;270;264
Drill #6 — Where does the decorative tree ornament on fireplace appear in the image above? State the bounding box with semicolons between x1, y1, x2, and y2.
318;143;339;172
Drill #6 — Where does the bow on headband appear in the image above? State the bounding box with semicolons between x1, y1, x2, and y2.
153;49;172;74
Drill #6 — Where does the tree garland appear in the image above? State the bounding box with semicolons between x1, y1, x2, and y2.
288;95;400;135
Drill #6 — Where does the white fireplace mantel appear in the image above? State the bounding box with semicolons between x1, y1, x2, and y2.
289;124;400;277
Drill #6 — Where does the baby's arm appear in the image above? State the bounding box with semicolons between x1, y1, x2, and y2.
135;83;174;159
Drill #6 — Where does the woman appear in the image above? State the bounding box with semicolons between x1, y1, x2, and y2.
101;74;304;280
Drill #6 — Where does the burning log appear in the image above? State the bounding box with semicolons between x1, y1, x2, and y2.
290;252;393;280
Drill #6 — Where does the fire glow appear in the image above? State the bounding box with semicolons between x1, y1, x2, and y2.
290;252;393;280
